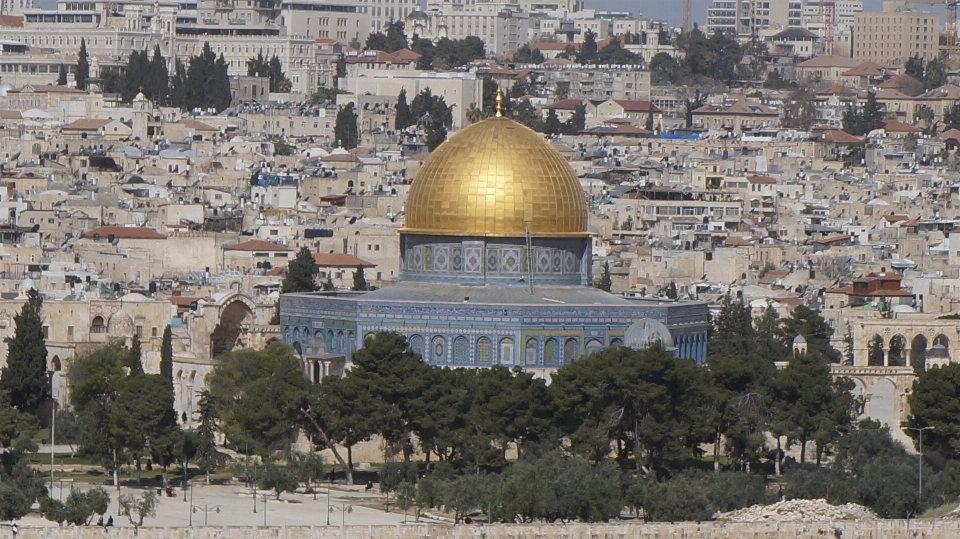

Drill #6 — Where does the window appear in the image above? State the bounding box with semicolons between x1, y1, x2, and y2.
477;337;491;364
136;325;143;339
499;338;514;365
91;316;105;333
67;326;74;339
42;326;49;339
151;327;158;337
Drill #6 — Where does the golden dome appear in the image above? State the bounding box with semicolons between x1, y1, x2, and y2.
401;116;589;238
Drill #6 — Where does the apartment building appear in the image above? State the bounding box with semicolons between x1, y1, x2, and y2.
706;0;801;36
853;3;939;65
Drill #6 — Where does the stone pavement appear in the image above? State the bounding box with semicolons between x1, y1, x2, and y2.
16;482;427;529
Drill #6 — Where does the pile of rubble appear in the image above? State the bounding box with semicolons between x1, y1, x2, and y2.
715;499;878;522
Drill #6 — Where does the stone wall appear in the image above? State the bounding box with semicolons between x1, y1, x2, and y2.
9;521;960;539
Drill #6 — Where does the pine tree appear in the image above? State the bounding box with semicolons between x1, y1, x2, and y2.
395;88;413;130
281;247;320;294
577;30;598;64
147;46;168;103
0;289;49;413
709;293;756;357
160;325;173;390
75;38;89;90
322;275;335;291
334;103;360;149
57;64;67;86
646;111;655;131
351;266;369;291
128;335;144;375
754;304;789;361
595;261;612;292
542;108;563;135
564;103;586;134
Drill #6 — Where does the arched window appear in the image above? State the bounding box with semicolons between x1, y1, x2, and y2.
525;338;538;365
544;338;558;366
610;338;623;347
564;338;578;363
432;336;446;363
476;337;491;364
585;339;602;355
453;336;468;364
409;335;424;358
91;315;105;333
499;338;514;365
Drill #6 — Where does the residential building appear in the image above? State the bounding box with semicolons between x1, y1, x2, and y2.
853;4;939;65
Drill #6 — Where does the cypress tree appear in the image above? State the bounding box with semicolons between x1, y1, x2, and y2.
595;261;612;292
0;288;49;413
395;88;413;130
281;247;320;294
147;46;168;103
128;335;144;375
351;266;369;291
57;64;67;86
334;103;360;149
76;38;89;90
160;325;173;390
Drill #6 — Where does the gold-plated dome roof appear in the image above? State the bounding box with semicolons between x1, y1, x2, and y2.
401;116;589;238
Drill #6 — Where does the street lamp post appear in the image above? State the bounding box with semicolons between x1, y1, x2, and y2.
259;493;269;526
48;370;55;496
904;426;935;503
326;482;331;525
191;504;221;526
252;460;258;514
329;504;352;528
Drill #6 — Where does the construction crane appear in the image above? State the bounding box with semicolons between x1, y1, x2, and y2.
820;0;836;56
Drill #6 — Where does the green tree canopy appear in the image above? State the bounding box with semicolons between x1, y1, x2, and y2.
0;289;49;413
334;102;360;149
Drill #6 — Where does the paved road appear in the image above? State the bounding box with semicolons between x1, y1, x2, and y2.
16;482;428;529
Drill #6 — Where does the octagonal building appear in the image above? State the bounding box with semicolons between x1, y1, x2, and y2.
279;113;709;379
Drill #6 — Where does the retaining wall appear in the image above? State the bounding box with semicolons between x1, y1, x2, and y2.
8;521;960;539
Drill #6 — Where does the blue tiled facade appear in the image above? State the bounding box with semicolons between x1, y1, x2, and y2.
279;290;709;376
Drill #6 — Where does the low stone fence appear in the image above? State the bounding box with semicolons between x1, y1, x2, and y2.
8;521;960;539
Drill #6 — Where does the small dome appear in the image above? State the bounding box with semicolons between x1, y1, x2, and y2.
19;277;36;292
0;82;14;96
402;116;589;238
625;318;673;351
928;344;950;359
793;335;807;344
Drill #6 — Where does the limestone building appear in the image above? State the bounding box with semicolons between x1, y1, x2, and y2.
279;100;709;379
853;2;939;65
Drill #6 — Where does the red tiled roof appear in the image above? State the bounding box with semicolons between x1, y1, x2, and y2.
545;99;583;110
747;174;777;184
883;214;910;223
82;226;166;239
531;42;580;51
811;234;854;245
759;269;790;285
0;15;23;27
613;100;662;113
63;119;113;131
313;253;376;268
938;128;960;141
223;239;293;252
881;119;921;133
814;126;863;145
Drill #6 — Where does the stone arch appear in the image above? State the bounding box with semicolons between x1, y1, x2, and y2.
347;331;355;355
326;330;334;351
869;377;898;432
49;355;61;372
585;338;603;355
934;334;949;348
849;377;867;418
867;334;885;366
91;315;105;333
107;311;134;336
409;334;424;358
293;328;301;341
609;337;623;347
888;334;907;366
544;338;558;366
453;336;468;364
210;300;254;358
910;334;928;372
476;337;491;364
337;330;345;354
293;341;303;357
